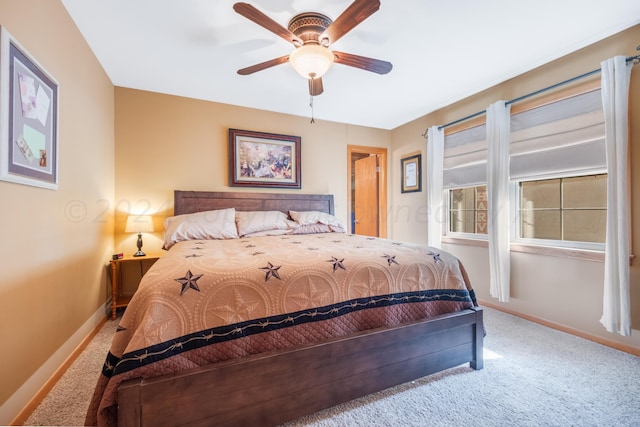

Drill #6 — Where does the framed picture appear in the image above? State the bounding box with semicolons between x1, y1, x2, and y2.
0;27;59;190
229;128;301;188
401;153;421;193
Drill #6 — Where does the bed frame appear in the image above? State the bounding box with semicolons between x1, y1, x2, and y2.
117;191;484;427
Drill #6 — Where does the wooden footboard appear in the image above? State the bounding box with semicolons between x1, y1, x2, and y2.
118;307;483;427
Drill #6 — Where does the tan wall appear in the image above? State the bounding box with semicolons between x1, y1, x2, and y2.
113;88;391;256
390;24;640;352
0;0;114;422
388;125;430;243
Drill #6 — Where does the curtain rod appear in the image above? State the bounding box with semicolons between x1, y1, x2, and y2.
422;48;640;138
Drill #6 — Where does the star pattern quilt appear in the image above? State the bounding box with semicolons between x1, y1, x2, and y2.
86;233;476;426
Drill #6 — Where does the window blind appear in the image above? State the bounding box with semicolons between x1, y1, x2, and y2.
443;124;487;188
509;89;605;179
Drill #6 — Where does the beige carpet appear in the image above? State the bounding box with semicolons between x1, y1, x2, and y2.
25;318;119;427
25;307;640;426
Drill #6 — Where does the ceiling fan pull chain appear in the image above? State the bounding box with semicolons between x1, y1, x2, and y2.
309;94;315;123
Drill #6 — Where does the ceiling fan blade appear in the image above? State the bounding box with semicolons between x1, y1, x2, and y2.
237;55;290;75
333;51;392;75
308;77;324;96
233;2;302;45
322;0;380;44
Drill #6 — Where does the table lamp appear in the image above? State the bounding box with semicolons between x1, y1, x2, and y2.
125;215;154;257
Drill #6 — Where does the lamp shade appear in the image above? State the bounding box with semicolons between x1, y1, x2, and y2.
125;215;154;233
289;44;334;79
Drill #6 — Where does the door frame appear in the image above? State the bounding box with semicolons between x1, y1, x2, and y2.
347;145;387;238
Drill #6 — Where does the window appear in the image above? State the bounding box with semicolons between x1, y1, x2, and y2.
449;185;487;235
447;174;607;249
508;88;607;251
440;86;610;253
517;174;606;245
443;123;487;238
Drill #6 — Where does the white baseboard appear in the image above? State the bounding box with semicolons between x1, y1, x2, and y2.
0;305;106;426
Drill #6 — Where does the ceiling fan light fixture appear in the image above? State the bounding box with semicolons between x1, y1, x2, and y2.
289;44;334;79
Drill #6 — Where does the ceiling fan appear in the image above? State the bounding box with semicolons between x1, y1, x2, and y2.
233;0;393;96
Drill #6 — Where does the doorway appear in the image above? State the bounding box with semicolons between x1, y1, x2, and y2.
347;145;387;238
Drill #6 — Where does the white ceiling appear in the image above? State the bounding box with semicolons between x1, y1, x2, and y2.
61;0;640;130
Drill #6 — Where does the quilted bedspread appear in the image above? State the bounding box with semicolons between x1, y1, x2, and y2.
86;233;476;426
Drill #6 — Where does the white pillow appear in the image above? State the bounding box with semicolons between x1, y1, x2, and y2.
235;210;296;237
289;210;345;229
163;208;238;249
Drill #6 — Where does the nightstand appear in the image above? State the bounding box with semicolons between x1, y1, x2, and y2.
109;254;162;320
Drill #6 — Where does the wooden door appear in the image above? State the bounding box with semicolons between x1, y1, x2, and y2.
354;155;379;236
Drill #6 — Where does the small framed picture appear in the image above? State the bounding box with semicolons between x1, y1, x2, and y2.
0;26;59;189
229;128;301;188
401;153;421;193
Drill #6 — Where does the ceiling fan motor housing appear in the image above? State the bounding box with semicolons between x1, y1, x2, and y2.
288;12;333;46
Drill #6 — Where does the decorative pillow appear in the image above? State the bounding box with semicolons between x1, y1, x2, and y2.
243;228;293;238
235;210;296;237
163;208;238;249
292;223;333;235
289;210;346;229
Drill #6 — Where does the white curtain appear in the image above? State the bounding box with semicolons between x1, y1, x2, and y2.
487;101;511;302
600;56;632;336
426;126;444;248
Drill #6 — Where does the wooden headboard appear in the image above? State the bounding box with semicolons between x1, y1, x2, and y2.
174;191;334;216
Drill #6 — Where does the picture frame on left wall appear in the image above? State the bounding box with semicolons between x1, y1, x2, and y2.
0;26;59;190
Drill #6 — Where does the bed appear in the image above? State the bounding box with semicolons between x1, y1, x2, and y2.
86;190;484;427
